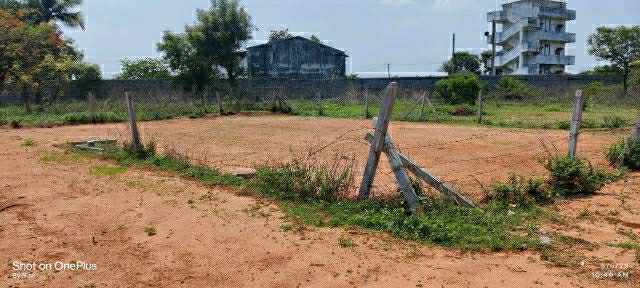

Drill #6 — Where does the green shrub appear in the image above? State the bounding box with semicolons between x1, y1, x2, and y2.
580;82;604;110
254;160;353;203
434;75;483;105
602;116;626;128
62;112;124;125
494;77;535;100
607;139;640;170
542;156;616;197
489;174;548;207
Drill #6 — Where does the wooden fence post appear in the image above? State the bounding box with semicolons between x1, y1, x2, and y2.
402;93;424;120
618;116;640;167
567;90;584;157
477;90;483;124
364;90;371;119
419;93;426;120
424;94;440;122
317;92;323;116
88;92;96;124
215;91;224;115
629;116;640;142
358;82;398;200
125;92;142;152
382;136;421;214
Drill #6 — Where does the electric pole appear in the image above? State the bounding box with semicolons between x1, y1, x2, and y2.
452;33;456;75
387;63;390;78
491;21;496;75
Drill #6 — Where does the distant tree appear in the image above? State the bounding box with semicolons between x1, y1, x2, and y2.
157;31;218;106
0;0;21;10
268;28;293;42
480;50;493;75
187;0;255;101
578;64;624;76
310;34;321;43
346;73;359;79
0;9;72;112
439;51;482;75
114;58;171;80
72;61;101;95
25;0;85;30
587;25;640;92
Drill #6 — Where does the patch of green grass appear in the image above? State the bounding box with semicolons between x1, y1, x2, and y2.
21;138;38;147
143;227;156;236
89;165;127;176
338;237;356;248
40;150;84;165
607;139;640;170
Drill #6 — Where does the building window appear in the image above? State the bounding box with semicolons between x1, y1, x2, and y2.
555;24;564;33
555;48;564;56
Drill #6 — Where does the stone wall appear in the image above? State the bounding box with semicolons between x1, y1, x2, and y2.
0;74;624;104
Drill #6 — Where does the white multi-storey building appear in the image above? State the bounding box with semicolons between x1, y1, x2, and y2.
487;0;576;75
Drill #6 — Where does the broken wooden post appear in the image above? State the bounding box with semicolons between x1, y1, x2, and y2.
477;90;483;124
365;132;476;208
424;94;440;122
358;82;398;200
125;92;142;152
419;93;426;120
567;90;584;158
402;94;423;120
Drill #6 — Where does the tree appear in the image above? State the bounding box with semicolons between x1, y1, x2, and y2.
578;64;624;75
72;61;101;96
310;35;321;43
268;29;293;42
1;9;71;113
480;50;493;75
157;30;220;106
186;0;255;101
114;58;171;80
25;0;85;30
439;51;482;75
587;25;640;92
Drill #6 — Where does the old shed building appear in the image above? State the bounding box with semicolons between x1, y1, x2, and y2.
247;36;348;79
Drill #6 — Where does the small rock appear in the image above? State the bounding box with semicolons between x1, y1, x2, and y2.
507;209;516;216
0;184;9;188
539;236;551;244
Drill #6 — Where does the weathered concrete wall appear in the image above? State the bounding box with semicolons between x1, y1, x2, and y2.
0;74;624;104
247;36;347;79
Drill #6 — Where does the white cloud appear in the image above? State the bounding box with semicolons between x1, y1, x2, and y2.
380;0;416;6
431;0;480;11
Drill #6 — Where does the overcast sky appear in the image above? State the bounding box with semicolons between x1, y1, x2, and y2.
61;0;640;78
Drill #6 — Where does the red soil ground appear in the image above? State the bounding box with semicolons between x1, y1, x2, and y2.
2;114;638;287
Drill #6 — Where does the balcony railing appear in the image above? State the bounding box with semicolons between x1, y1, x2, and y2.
491;17;538;44
487;11;507;22
533;55;575;65
535;31;576;43
537;7;576;20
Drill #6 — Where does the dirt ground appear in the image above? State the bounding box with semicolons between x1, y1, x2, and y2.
2;114;639;287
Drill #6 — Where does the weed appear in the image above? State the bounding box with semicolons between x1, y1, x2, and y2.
21;138;38;147
542;156;617;197
89;165;126;176
489;173;548;207
338;237;356;248
143;227;156;236
607;139;640;170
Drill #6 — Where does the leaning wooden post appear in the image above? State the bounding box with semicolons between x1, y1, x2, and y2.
402;94;423;120
382;135;421;214
477;90;483;124
358;82;398;200
419;93;426;120
424;94;440;122
125;92;142;152
567;90;584;158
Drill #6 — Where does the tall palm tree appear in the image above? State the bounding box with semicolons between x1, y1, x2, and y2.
27;0;84;30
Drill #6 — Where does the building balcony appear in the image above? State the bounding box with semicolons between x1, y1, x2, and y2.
534;31;576;43
487;11;508;22
537;7;576;20
489;17;538;44
533;55;575;65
